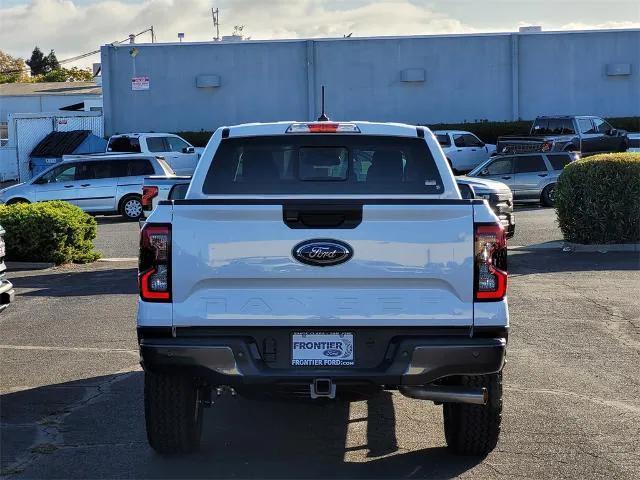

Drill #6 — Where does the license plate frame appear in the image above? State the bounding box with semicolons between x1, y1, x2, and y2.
291;332;355;367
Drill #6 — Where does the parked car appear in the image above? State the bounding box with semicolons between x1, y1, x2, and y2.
467;151;579;207
0;225;15;313
141;175;191;224
627;133;640;152
107;133;203;176
496;116;628;155
138;121;508;456
433;130;496;173
456;176;515;238
0;154;175;220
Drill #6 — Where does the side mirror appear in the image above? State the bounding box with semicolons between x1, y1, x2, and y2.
480;169;489;176
457;183;476;199
609;129;618;136
182;146;195;154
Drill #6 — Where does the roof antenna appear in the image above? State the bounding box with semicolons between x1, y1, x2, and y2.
317;85;329;121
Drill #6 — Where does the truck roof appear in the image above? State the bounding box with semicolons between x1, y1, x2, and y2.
223;121;427;138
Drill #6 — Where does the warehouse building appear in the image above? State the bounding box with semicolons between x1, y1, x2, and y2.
100;28;640;136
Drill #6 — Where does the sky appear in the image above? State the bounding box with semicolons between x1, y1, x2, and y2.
1;0;639;67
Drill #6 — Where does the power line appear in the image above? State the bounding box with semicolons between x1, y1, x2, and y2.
58;27;155;65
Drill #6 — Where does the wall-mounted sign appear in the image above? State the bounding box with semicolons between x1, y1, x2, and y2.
132;76;150;91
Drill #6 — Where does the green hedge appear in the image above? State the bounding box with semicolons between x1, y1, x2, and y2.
426;117;640;144
555;153;640;244
176;131;213;148
177;117;639;146
0;201;101;264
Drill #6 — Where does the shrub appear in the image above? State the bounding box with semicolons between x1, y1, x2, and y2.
175;117;639;147
424;117;639;144
0;201;101;264
175;131;213;147
555;153;640;244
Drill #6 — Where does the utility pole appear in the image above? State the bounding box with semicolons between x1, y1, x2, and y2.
151;25;155;43
212;8;220;41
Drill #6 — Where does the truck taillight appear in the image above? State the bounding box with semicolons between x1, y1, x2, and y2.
139;224;171;302
474;224;507;301
286;122;361;133
142;186;158;211
541;141;553;152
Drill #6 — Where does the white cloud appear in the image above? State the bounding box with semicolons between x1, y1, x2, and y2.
0;0;476;64
0;0;638;67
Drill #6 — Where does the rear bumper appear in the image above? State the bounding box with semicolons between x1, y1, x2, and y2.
139;327;507;387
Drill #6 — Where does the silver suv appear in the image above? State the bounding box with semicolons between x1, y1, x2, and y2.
0;154;175;219
467;152;579;207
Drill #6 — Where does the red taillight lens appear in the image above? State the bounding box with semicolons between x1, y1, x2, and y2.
139;224;171;302
474;224;507;301
541;141;553;152
142;186;158;211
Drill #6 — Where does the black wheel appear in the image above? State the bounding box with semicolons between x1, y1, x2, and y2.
541;184;556;207
5;198;29;206
119;195;143;220
443;372;502;456
144;371;203;454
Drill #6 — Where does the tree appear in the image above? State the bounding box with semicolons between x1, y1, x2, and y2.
37;67;94;83
26;47;60;75
45;50;60;71
0;49;28;83
26;46;47;75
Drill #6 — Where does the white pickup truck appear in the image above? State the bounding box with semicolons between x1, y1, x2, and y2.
107;133;203;176
138;121;509;456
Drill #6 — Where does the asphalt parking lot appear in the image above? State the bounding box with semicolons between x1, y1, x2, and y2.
2;207;639;479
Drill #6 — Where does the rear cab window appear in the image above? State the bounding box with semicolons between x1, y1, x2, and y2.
107;137;141;153
532;118;575;135
203;135;443;195
146;137;167;153
436;134;451;147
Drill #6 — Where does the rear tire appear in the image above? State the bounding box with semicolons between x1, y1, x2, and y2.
119;194;143;220
5;198;29;205
144;371;203;455
541;184;556;207
443;372;502;456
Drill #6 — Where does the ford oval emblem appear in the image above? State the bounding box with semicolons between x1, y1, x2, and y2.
292;239;353;267
323;348;343;357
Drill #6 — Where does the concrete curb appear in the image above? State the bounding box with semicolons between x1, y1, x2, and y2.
511;241;640;253
5;261;55;270
98;257;137;262
562;242;640;253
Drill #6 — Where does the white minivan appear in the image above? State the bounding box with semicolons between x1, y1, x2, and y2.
0;154;175;219
433;130;496;173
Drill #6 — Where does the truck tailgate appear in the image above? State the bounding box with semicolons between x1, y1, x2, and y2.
171;201;474;327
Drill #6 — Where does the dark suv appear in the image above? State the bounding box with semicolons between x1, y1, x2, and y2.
497;116;628;155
